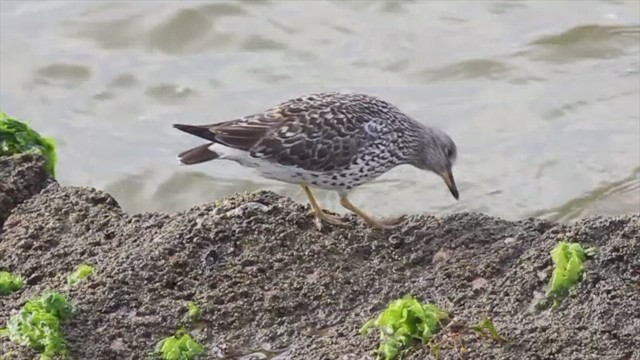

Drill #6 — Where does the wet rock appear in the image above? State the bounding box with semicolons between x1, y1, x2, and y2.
0;154;638;360
0;153;54;229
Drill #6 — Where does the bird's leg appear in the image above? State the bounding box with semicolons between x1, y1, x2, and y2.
301;185;345;230
339;195;400;229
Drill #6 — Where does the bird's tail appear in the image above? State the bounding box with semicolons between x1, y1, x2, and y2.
173;123;217;142
177;143;219;165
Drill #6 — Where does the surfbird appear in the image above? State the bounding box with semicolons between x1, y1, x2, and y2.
173;92;459;230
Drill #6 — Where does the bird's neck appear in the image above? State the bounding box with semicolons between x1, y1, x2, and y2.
395;119;428;166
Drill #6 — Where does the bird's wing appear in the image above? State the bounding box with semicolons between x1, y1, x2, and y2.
173;109;285;152
175;93;392;172
249;104;383;173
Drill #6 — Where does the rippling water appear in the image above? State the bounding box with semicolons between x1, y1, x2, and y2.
1;0;638;222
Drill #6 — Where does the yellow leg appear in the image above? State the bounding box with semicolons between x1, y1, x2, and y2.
301;185;345;230
339;195;401;229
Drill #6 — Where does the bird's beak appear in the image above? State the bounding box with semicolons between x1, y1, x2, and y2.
441;169;459;200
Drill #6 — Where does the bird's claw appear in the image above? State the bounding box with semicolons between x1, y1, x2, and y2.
364;216;404;230
312;210;347;231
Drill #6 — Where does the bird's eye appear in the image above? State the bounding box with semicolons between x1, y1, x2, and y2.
446;148;454;158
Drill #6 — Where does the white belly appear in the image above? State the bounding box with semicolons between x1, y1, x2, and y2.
208;143;387;192
209;143;310;185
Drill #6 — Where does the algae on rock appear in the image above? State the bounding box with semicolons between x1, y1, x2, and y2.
0;112;57;177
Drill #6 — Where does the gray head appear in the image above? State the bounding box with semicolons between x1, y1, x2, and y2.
410;126;459;200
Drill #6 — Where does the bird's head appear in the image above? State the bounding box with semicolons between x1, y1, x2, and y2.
411;127;459;200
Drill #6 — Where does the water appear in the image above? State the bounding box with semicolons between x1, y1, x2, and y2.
1;0;638;223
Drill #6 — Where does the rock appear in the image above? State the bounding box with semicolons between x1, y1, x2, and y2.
0;154;639;360
432;248;451;263
224;202;271;218
0;153;54;229
471;277;489;291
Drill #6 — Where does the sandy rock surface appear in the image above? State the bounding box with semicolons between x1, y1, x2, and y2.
0;153;53;227
1;153;638;360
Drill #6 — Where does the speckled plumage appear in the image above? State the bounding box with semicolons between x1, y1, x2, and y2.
174;91;459;230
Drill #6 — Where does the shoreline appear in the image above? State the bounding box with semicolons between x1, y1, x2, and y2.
1;153;638;360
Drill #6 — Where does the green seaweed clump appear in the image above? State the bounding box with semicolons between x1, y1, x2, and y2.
182;301;201;324
0;270;24;295
1;292;74;359
360;295;450;360
66;264;95;287
544;241;594;308
470;317;508;343
0;112;57;177
154;331;205;360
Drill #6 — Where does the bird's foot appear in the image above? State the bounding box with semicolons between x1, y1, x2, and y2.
362;215;403;230
337;195;402;230
312;210;347;231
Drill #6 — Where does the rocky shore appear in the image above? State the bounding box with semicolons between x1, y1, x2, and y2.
1;153;638;360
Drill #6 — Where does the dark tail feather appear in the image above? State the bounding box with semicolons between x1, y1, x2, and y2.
173;124;217;142
177;143;219;165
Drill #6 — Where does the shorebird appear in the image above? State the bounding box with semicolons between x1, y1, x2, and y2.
173;92;459;231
